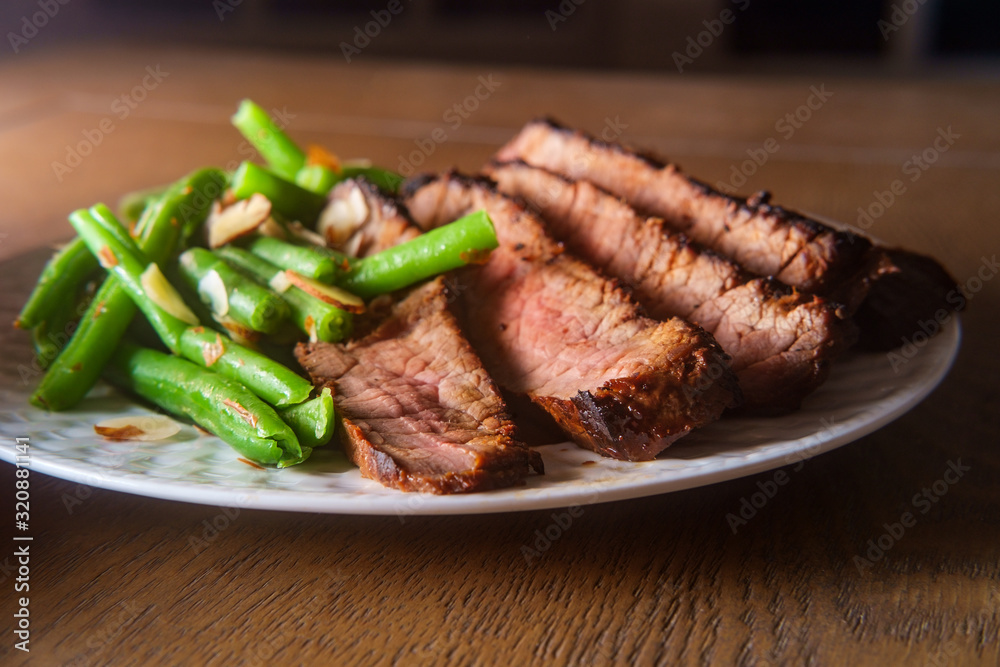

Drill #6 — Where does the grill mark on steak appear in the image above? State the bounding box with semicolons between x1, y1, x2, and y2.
485;160;857;412
401;172;741;461
295;277;542;494
495;118;960;350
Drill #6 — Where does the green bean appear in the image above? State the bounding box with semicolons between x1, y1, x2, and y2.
178;247;289;334
230;161;327;225
72;207;190;350
294;164;339;195
72;208;312;408
340;209;497;298
16;237;98;330
118;182;170;223
243;235;348;283
279;387;335;449
231;99;306;180
31;169;220;410
215;246;353;343
106;341;307;467
295;164;404;196
341;166;404;194
31;281;93;369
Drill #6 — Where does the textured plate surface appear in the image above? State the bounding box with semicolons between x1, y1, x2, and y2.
0;249;961;515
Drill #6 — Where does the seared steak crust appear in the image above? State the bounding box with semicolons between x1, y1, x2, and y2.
402;172;741;461
322;178;421;257
485;160;856;412
494;118;869;298
495;118;959;349
295;278;542;494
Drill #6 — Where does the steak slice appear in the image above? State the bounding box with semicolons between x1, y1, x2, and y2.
495;118;959;349
495;118;871;300
402;172;741;461
295;277;542;494
485;160;857;412
319;177;421;256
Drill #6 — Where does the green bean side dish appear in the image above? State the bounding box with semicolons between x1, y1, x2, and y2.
16;99;499;468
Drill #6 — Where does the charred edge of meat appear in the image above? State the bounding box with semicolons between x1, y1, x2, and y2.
399;172;439;201
354;175;416;219
486;157;771;294
340;418;542;495
853;248;961;350
535;347;742;462
519;118;873;295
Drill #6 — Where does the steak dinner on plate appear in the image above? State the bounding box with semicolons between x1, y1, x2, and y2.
20;100;960;495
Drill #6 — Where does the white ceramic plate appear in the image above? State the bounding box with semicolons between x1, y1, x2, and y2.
0;252;961;516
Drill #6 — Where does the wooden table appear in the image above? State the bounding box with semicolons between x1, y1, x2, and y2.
2;47;998;666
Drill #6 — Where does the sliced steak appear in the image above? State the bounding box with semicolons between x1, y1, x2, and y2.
495;118;871;299
485;160;857;412
319;177;421;256
295;277;542;494
402;172;741;461
495;119;958;348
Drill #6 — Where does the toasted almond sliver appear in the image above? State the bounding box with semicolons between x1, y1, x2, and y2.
141;264;199;325
201;332;226;366
95;415;181;441
207;193;272;248
317;183;369;247
223;399;259;428
284;270;365;313
198;269;229;317
268;271;292;294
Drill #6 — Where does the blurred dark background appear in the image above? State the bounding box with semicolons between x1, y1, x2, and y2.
1;0;998;72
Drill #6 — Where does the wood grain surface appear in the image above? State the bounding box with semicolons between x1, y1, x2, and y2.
1;46;998;666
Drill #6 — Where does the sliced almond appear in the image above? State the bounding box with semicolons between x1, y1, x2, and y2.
285;220;327;247
217;315;261;345
197;269;229;317
97;245;118;268
206;193;272;248
201;332;226;366
318;183;369;248
141;264;199;325
268;270;292;294
258;216;288;240
284;270;365;313
95;415;180;441
223;399;259;428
